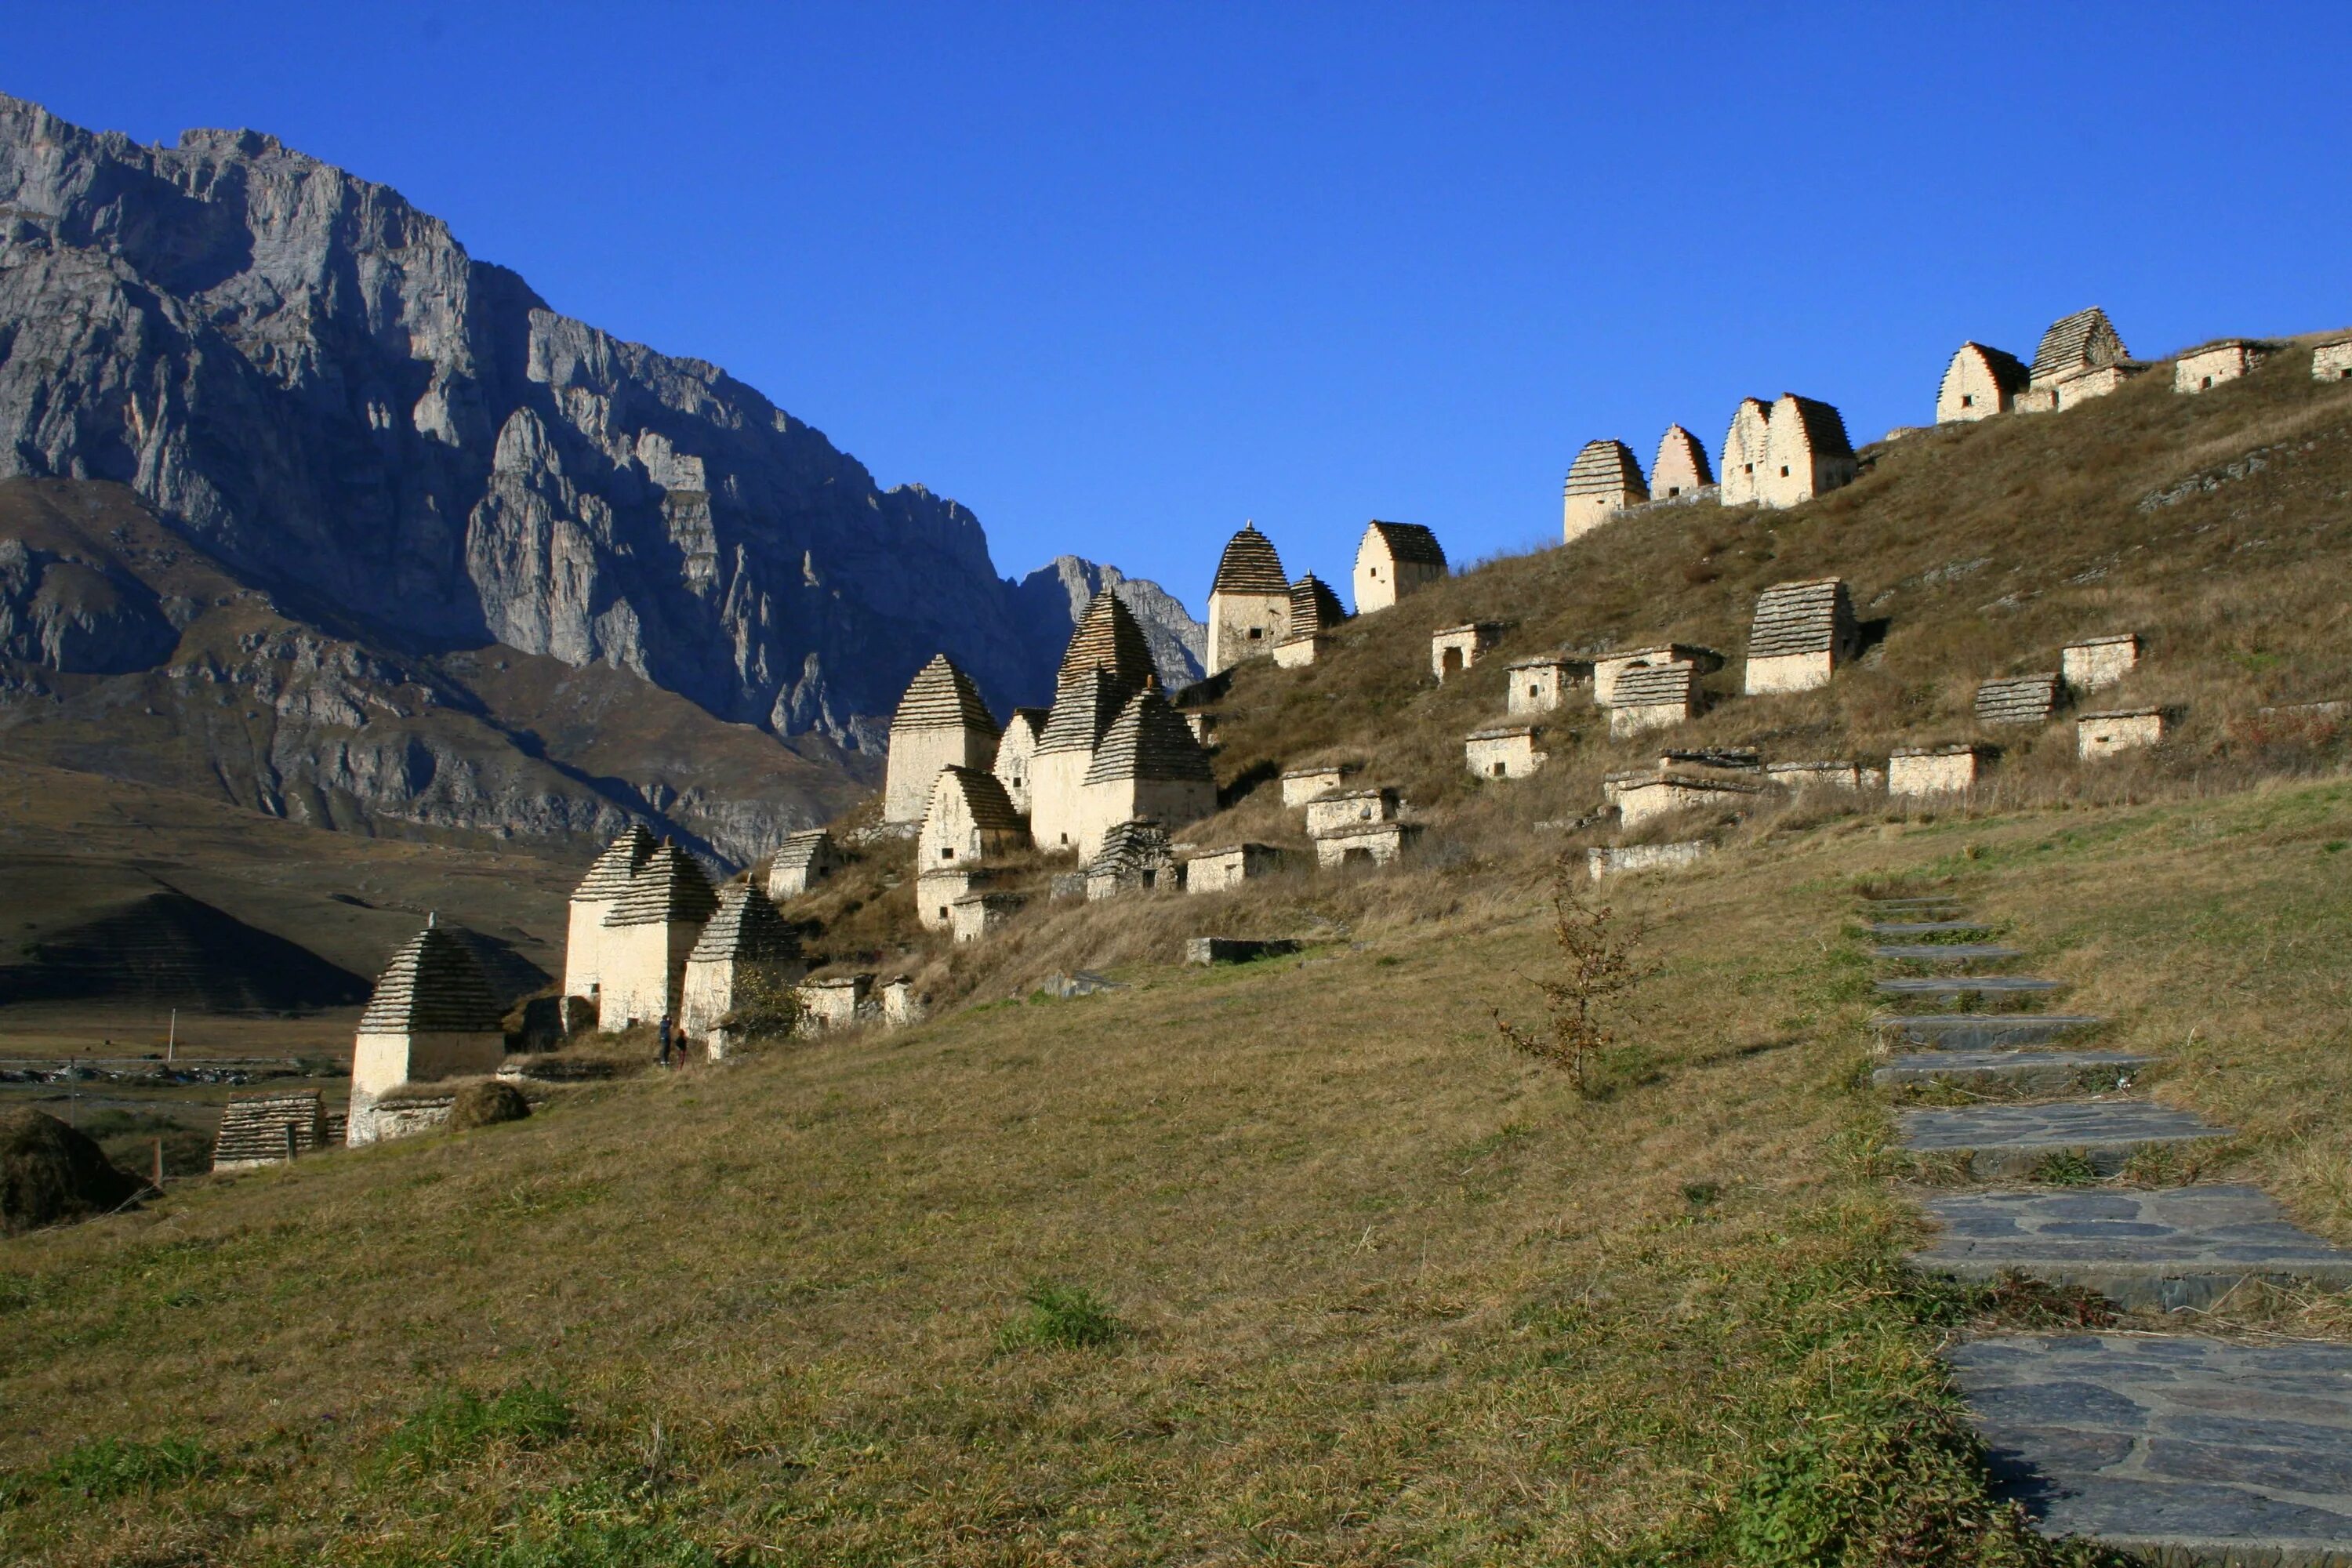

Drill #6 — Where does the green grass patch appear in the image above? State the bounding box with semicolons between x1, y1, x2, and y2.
995;1279;1123;1352
40;1436;217;1498
379;1382;575;1474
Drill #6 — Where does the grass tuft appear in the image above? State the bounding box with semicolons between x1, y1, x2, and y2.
40;1436;217;1498
995;1279;1123;1352
379;1382;575;1474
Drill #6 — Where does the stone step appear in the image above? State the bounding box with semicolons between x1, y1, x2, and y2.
1860;897;1970;911
1871;1013;2105;1048
1874;1049;2152;1094
1863;920;1997;936
1950;1333;2352;1558
1899;1101;2231;1179
1877;975;2066;997
1871;943;2026;964
1915;1185;2352;1312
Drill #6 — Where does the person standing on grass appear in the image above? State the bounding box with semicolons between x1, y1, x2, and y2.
656;1014;674;1068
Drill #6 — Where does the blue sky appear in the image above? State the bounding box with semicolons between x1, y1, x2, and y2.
13;3;2350;615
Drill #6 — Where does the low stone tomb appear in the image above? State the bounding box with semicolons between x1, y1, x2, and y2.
1973;673;2061;727
1743;578;1858;695
1312;820;1421;869
2060;633;2138;692
1280;762;1361;806
1613;770;1766;829
916;866;996;931
1592;644;1723;705
2317;338;2352;383
1889;744;1990;798
1504;655;1592;715
212;1091;329;1172
1430;622;1507;681
1184;843;1287;893
1606;662;1700;739
797;974;873;1033
880;975;922;1028
1764;760;1880;793
2077;706;2166;760
1465;724;1547;779
951;890;1025;945
1586;841;1711;881
1304;786;1399;837
766;829;843;899
1185;937;1303;966
2174;339;2267;394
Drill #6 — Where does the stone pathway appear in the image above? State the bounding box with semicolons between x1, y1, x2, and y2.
1857;891;2352;1559
1871;942;2025;964
1864;920;1999;936
1876;974;2067;996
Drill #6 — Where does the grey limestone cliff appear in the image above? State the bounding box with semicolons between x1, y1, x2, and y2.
0;94;1197;749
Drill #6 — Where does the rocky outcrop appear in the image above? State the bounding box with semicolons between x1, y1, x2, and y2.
0;95;1198;748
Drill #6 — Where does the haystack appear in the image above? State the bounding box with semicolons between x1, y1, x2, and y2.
2;1109;143;1234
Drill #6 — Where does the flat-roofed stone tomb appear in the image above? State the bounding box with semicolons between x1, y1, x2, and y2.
1272;573;1346;667
992;707;1048;814
348;918;507;1147
882;654;1000;824
1353;521;1447;613
1936;343;2030;423
1744;578;1858;694
916;866;996;931
1184;843;1287;893
2174;339;2267;394
1431;622;1507;681
1888;743;1990;797
1975;673;2062;727
1305;786;1401;838
2061;633;2140;692
1313;820;1421;869
798;973;872;1033
597;840;719;1031
564;824;655;1004
2315;339;2352;382
1611;768;1766;828
1758;394;1858;509
951;890;1025;945
681;881;808;1057
1588;842;1711;881
1505;654;1592;715
1719;397;1773;506
1281;762;1361;807
765;829;842;900
1562;439;1649;543
1465;724;1547;779
1651;424;1715;499
1765;760;1880;793
1205;522;1291;676
2078;707;2167;760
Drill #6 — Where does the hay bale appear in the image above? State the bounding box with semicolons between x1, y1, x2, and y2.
1;1109;144;1235
446;1080;531;1131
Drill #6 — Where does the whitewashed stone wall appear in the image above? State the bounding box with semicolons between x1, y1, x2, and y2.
682;956;808;1057
1185;843;1284;893
1764;760;1878;793
1074;776;1215;865
1027;747;1095;854
1281;764;1358;806
2062;634;2139;692
1888;746;1985;797
2175;343;2264;394
1207;590;1290;675
1430;623;1504;681
597;920;701;1030
347;1032;502;1146
1312;822;1419;868
1506;658;1587;714
2315;340;2352;382
993;713;1044;815
1719;398;1772;506
1465;728;1545;779
1587;841;1711;881
951;893;1021;945
1936;344;2013;422
1616;775;1763;828
884;726;996;826
562;896;615;1004
916;867;989;931
798;975;871;1032
1305;788;1399;836
2078;708;2165;759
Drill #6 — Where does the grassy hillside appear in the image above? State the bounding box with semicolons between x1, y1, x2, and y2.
7;344;2352;1563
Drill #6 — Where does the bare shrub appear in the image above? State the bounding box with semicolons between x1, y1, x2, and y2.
1490;851;1649;1096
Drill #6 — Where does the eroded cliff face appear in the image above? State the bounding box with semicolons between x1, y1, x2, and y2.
0;96;1198;746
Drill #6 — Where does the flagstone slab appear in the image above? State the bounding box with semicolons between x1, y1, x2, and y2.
1900;1102;2230;1178
1874;1049;2151;1094
1872;1013;2104;1048
1950;1333;2352;1560
1872;943;2026;963
1878;975;2067;997
1916;1186;2352;1311
1865;920;1999;936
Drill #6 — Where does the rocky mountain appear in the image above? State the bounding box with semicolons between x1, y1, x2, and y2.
1011;556;1206;695
0;93;1200;760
